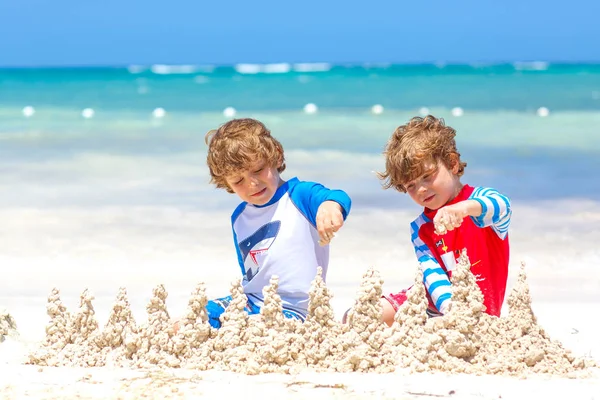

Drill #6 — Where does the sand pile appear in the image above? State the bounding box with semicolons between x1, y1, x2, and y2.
0;309;19;343
25;251;596;376
385;251;596;376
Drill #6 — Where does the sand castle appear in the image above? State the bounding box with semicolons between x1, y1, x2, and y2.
15;252;597;376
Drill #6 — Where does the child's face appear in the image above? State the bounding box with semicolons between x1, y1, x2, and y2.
225;160;283;206
404;160;462;210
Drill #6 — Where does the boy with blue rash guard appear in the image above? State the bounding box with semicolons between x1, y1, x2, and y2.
202;118;351;328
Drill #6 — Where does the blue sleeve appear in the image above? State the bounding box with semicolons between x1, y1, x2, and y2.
289;181;352;227
469;187;512;240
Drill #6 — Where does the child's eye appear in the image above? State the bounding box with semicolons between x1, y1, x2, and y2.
234;178;243;185
406;183;415;190
254;167;264;173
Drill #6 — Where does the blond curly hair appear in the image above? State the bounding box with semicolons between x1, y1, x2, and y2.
205;118;286;193
378;115;467;192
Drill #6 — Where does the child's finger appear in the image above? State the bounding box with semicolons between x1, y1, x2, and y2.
316;213;326;230
330;213;344;232
317;223;331;240
318;236;331;246
320;226;337;244
434;222;448;235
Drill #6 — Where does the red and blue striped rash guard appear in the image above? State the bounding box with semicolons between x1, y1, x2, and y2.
410;185;512;317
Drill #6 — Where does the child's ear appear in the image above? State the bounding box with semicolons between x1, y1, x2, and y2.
450;154;460;174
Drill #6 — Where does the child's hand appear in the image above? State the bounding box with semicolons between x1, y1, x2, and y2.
433;202;469;235
316;200;344;246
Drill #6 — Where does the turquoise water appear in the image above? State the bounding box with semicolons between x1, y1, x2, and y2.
2;63;600;111
1;64;600;210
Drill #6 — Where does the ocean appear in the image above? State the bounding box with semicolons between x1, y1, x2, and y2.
1;63;599;320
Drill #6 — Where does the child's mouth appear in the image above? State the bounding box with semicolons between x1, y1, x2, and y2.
252;188;267;197
423;194;435;203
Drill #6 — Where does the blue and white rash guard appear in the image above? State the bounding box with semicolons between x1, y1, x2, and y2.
230;177;351;317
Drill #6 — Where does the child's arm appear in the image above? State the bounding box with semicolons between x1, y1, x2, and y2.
289;181;352;244
469;187;512;239
433;188;512;239
411;217;452;314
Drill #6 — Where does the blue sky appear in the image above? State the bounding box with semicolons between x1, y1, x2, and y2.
0;0;598;66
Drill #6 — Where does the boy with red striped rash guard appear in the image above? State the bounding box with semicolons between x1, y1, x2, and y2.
376;115;512;325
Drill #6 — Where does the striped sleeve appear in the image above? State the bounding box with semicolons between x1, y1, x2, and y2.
411;214;452;314
469;187;512;240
